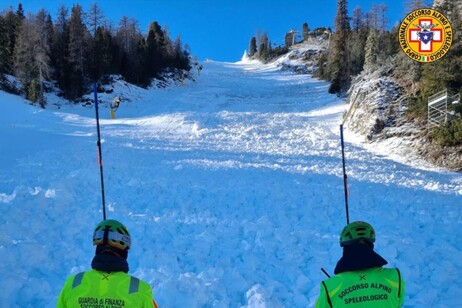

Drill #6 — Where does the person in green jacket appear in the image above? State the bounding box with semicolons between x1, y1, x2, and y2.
57;219;159;308
316;221;405;307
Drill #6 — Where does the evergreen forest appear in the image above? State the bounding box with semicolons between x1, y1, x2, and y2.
0;3;191;106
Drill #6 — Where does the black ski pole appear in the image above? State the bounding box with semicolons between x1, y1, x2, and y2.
94;83;107;220
340;124;349;225
321;268;331;278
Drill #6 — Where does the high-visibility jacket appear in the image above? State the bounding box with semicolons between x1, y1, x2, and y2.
57;269;159;308
316;267;405;308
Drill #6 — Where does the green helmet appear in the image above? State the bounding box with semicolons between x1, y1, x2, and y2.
340;221;375;247
93;219;131;250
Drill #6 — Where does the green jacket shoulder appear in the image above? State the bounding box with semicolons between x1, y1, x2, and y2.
57;270;157;308
316;267;405;308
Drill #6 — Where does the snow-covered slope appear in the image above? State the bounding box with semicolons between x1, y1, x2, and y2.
1;61;461;307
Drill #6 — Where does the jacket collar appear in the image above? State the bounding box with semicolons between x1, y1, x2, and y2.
334;242;388;274
91;253;129;273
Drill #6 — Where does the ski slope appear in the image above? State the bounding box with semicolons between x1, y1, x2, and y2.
0;60;461;307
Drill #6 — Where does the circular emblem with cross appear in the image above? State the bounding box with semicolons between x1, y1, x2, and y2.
399;8;453;63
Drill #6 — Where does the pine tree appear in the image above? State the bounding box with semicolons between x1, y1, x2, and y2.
115;16;144;84
2;7;23;75
91;26;113;81
145;23;160;76
258;32;269;60
284;31;292;48
14;13;37;102
378;4;388;33
249;37;257;57
302;22;310;41
34;9;52;107
28;79;37;103
172;36;190;70
364;29;379;71
51;5;71;96
349;6;368;75
16;3;24;20
145;21;167;76
116;16;129;51
380;25;400;59
44;13;54;58
162;26;175;67
14;10;52;107
86;2;105;37
327;0;351;94
116;16;139;55
86;2;111;82
68;4;88;99
371;4;388;58
0;15;11;75
134;37;150;86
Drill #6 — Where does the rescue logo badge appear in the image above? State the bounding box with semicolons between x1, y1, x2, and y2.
399;8;452;63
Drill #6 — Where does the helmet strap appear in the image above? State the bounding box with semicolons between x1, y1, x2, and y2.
100;226;119;256
103;226;110;246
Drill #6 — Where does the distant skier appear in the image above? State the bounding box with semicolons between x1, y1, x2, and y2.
111;96;121;110
110;96;121;119
57;219;159;307
316;221;405;307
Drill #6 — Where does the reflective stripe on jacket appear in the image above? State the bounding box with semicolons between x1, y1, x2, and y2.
57;269;158;308
316;267;405;308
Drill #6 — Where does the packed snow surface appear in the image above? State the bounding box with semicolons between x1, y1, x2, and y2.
0;60;461;307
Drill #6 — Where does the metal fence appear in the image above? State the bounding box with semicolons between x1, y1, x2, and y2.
428;89;460;127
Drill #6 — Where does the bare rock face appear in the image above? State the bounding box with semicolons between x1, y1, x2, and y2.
343;64;405;142
278;43;327;75
343;64;462;171
420;143;462;171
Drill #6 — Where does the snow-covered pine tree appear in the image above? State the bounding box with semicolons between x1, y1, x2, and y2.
364;29;379;71
327;0;351;94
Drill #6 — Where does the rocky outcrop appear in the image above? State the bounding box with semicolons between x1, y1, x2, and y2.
343;65;406;141
279;47;326;74
268;40;327;75
419;142;462;170
343;63;462;171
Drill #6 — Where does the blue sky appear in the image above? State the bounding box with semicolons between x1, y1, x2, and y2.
2;0;408;62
